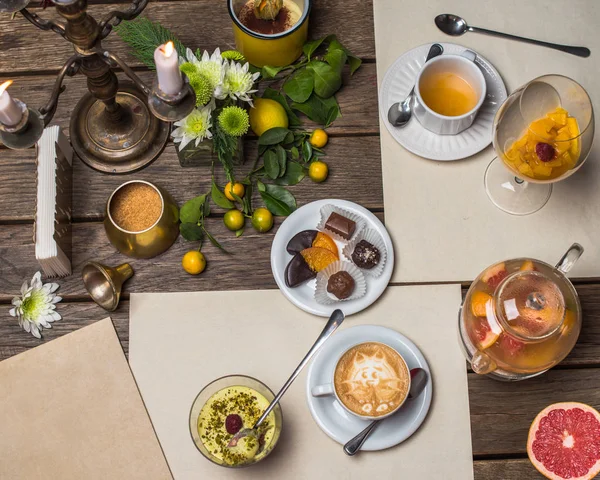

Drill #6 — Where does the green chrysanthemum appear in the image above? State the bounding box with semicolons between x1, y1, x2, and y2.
218;106;250;137
221;50;246;63
180;62;213;106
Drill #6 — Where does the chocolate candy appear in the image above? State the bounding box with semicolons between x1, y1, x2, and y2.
352;240;380;269
285;253;316;288
286;230;318;255
327;271;355;300
324;212;356;240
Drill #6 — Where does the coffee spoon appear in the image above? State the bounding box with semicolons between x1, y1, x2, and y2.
387;44;444;128
228;309;345;450
343;367;429;456
435;14;590;58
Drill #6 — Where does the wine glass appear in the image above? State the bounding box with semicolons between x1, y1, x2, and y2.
485;75;594;215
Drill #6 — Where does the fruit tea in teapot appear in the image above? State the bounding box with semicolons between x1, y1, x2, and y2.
459;244;583;381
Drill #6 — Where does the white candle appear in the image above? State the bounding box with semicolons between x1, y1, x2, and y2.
0;81;23;127
154;41;183;95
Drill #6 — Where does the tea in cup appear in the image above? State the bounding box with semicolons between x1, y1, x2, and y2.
311;342;411;419
413;50;487;135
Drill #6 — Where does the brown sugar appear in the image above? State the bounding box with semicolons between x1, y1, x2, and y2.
238;2;293;35
110;182;162;232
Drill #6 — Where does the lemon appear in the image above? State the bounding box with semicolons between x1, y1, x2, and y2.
249;98;289;137
224;209;245;231
224;182;245;202
308;161;329;183
182;251;206;275
310;129;328;148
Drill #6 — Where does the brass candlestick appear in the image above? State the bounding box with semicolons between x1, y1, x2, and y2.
0;0;196;173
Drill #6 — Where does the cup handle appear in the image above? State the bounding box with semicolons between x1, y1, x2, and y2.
311;383;334;397
555;243;584;274
460;49;477;62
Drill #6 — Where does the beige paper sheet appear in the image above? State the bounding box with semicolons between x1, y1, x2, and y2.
375;0;600;282
129;285;473;479
0;318;172;480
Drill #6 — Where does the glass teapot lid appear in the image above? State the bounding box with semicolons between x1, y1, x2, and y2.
496;270;565;341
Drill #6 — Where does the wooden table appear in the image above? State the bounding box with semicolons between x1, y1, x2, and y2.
1;1;599;478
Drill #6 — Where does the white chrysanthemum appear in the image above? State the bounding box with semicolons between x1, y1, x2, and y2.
172;105;213;150
221;60;260;105
181;47;225;99
9;271;61;339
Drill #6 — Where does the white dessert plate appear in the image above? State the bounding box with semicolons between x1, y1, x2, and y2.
271;199;394;317
379;42;508;161
306;325;432;451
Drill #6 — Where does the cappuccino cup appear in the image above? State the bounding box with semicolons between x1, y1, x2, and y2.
311;342;411;420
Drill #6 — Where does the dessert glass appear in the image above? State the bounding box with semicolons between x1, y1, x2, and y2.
458;244;583;381
228;0;310;67
485;75;594;215
189;375;283;468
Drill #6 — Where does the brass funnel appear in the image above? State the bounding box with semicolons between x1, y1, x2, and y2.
82;262;133;311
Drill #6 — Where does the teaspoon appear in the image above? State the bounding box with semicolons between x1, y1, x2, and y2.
387;43;444;128
435;14;590;58
343;367;429;456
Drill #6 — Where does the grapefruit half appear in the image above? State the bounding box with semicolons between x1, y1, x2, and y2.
527;402;600;480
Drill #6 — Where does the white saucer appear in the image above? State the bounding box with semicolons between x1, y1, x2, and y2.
379;42;508;161
271;200;394;317
305;325;432;451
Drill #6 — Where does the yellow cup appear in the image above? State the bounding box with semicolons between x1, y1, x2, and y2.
228;0;311;68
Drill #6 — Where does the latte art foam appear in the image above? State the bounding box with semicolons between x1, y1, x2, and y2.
334;342;409;417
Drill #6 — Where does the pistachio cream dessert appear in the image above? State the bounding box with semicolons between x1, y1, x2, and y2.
238;0;302;35
197;385;277;465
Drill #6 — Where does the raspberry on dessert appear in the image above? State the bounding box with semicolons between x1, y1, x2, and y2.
535;143;555;162
225;414;243;434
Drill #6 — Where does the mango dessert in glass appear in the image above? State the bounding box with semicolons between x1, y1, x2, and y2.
485;75;594;215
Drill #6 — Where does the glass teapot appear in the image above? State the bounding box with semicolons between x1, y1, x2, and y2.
459;244;583;381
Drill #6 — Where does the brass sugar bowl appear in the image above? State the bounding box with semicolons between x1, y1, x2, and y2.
104;180;179;259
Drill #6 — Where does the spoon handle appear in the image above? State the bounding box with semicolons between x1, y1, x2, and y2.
344;421;380;456
254;309;345;429
468;25;590;58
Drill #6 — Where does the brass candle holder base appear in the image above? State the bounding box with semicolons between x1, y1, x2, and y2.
70;82;170;174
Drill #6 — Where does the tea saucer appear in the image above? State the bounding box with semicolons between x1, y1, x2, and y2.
379;42;508;161
305;325;432;451
271;199;394;317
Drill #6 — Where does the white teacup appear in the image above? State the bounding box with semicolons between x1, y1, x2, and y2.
311;342;411;421
413;50;487;135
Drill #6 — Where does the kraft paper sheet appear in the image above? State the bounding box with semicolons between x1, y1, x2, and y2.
0;318;172;480
129;285;473;479
374;0;600;282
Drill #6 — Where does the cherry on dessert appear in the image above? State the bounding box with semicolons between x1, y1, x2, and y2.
535;142;555;162
225;414;243;434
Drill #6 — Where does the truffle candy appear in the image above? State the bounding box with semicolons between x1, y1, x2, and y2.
285;252;316;288
327;271;356;300
324;212;356;240
286;230;318;255
351;240;381;269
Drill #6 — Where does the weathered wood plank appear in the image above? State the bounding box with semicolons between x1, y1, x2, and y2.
469;368;600;456
0;0;375;74
1;63;379;140
474;459;543;479
0;135;383;222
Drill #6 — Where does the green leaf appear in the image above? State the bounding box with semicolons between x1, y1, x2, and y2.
259;184;297;216
211;182;234;209
180;194;207;224
283;131;294;145
302;140;313;163
262;88;302;127
180;222;204;241
324;48;347;74
283;68;314;103
203;198;211;218
263;149;280;179
258;127;291;146
241;183;253;216
261;65;286;79
274;162;306;186
256;180;266;192
348;56;362;75
307;61;342;99
328;36;362;75
290;146;299;160
203;227;230;254
292;94;341;127
235;228;244;237
303;36;327;60
276;145;287;177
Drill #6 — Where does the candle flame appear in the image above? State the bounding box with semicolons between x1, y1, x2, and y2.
160;41;175;58
0;80;13;96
